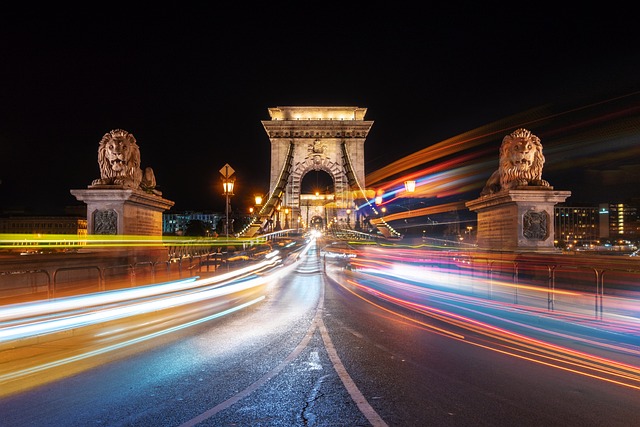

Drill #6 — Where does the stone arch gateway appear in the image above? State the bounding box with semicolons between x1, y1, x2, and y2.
252;106;374;234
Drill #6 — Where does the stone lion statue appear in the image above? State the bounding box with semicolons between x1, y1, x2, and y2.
91;129;160;194
480;128;550;196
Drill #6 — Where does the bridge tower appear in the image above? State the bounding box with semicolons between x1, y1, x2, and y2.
252;106;373;233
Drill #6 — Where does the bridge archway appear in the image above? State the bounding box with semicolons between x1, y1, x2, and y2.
261;106;373;230
310;216;324;230
301;170;334;195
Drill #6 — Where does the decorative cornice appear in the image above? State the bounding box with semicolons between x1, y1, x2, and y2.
261;120;374;139
70;188;175;210
466;189;571;211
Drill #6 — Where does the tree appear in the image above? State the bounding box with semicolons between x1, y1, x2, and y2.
185;220;208;237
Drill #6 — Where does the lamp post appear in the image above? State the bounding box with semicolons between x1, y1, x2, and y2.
222;177;235;237
346;208;351;228
253;195;265;234
403;181;416;234
220;163;235;238
284;208;290;229
275;205;282;231
404;180;416;193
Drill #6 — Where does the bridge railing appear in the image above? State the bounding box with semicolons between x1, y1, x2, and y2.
338;245;640;320
0;234;271;304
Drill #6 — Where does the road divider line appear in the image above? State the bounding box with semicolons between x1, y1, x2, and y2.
318;274;389;427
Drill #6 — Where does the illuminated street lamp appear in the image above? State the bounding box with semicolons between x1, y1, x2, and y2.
275;205;282;231
284;208;290;229
404;180;416;193
403;182;416;230
253;195;264;232
222;176;235;237
375;188;384;206
346;208;351;227
220;163;235;238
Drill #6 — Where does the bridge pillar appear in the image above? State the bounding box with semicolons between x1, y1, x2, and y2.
261;106;373;227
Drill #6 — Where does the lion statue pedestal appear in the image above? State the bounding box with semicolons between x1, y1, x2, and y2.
70;187;174;236
465;128;571;253
70;129;174;237
466;189;570;253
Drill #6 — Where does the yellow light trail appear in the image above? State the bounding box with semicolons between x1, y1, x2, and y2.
0;233;267;250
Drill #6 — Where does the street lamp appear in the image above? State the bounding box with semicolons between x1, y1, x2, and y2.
403;181;416;232
346;208;351;227
252;195;264;232
219;164;235;238
275;205;282;231
404;180;416;193
284;208;290;229
222;176;235;237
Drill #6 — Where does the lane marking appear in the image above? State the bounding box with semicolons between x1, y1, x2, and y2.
180;252;388;426
178;316;318;427
318;274;389;427
308;350;323;370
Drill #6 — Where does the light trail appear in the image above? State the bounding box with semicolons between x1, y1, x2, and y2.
0;297;265;383
0;273;273;342
367;91;640;187
0;253;283;324
325;240;640;390
336;274;640;390
0;237;315;344
0;233;268;250
0;236;318;397
364;92;640;221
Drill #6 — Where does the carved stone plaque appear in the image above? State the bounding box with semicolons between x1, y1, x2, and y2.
93;209;118;235
523;211;548;240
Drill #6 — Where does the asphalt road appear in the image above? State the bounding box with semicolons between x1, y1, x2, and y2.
1;239;639;426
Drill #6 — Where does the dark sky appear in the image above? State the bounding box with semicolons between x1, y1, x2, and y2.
1;6;638;215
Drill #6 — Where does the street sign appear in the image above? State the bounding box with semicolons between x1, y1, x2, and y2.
219;163;235;178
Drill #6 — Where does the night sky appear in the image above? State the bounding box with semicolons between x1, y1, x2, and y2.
1;6;638;215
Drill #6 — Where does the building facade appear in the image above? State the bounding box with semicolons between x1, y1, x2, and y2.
162;212;223;236
599;202;639;242
554;205;600;246
0;216;87;236
555;202;639;247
